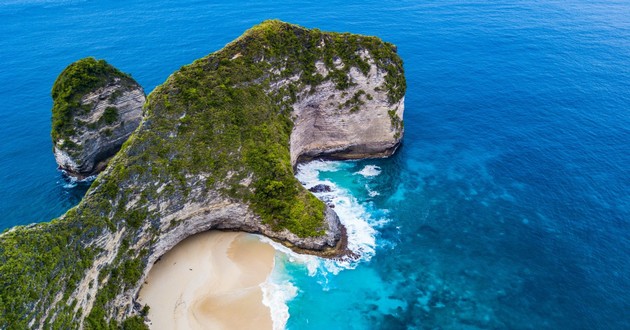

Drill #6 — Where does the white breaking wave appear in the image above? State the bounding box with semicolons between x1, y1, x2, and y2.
354;164;382;178
366;184;380;197
260;257;298;330
61;173;96;188
62;181;78;189
261;160;390;329
296;161;385;264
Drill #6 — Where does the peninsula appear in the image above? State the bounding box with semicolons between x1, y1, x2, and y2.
0;20;405;329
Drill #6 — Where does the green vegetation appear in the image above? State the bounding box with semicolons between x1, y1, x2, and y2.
388;109;404;139
101;107;119;125
339;90;367;113
121;316;148;330
0;202;106;329
51;57;135;144
109;89;123;102
1;20;404;328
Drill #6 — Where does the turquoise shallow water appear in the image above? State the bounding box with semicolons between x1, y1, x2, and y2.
1;0;629;328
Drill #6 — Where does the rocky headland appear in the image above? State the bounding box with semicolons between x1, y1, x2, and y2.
51;58;145;178
0;20;404;329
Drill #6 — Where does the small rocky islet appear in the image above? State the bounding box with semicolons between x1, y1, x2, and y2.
51;58;145;179
0;20;405;328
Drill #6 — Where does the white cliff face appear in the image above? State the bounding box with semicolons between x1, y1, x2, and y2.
53;77;145;178
290;56;404;165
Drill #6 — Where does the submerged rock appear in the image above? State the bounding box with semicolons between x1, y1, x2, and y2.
309;184;333;193
51;58;145;178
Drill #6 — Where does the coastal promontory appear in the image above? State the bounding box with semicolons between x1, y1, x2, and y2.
0;20;405;329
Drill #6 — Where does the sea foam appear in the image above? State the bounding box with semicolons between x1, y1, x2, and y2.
296;161;386;264
354;164;382;178
261;258;298;330
60;171;96;188
365;184;380;197
260;160;390;329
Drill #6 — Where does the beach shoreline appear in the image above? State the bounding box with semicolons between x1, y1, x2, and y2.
138;231;275;330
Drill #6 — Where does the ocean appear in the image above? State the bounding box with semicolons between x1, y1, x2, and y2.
1;0;629;329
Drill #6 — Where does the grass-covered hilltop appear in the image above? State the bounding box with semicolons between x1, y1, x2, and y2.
0;20;405;329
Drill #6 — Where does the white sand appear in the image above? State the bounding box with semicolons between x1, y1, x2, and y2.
138;231;275;330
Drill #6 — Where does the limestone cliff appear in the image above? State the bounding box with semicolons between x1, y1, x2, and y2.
0;20;404;329
291;55;404;165
51;58;145;178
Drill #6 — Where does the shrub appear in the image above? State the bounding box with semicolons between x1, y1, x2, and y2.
101;107;118;125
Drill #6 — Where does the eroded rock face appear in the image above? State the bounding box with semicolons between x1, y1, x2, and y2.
70;191;343;324
290;56;404;165
52;59;145;178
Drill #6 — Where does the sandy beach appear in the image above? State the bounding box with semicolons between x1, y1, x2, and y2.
138;231;275;330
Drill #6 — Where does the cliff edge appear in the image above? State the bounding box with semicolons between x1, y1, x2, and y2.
0;20;405;329
51;58;145;178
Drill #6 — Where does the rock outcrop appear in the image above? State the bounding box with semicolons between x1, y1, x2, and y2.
291;57;404;165
0;20;404;329
51;58;145;178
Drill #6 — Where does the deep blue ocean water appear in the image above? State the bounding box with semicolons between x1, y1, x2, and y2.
1;0;629;329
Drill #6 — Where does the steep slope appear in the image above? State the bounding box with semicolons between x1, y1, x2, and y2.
0;20;405;329
51;58;145;178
